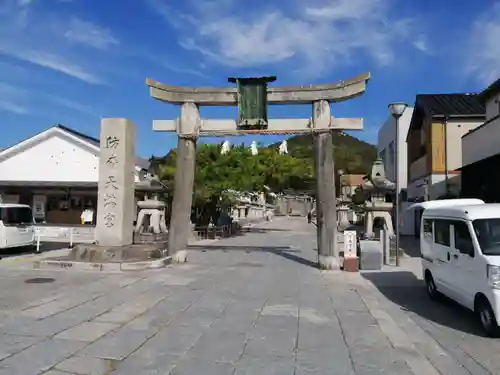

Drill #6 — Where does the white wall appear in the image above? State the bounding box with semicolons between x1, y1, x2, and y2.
485;91;500;121
407;173;461;202
445;119;483;171
463;95;500;167
462;118;500;167
377;108;413;192
0;133;100;182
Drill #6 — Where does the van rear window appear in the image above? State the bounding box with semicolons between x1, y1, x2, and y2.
0;207;33;225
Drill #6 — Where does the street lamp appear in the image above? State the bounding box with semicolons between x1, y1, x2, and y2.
388;102;408;267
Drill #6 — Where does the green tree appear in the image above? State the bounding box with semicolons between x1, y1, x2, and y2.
156;133;376;224
158;142;315;224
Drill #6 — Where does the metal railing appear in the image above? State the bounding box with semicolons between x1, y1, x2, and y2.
194;223;241;240
34;225;96;253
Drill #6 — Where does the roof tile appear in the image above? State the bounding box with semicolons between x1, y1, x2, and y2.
416;93;485;117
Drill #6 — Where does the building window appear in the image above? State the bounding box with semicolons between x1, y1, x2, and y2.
434;219;451;247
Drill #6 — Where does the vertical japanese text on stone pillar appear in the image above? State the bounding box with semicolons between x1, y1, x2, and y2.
103;136;120;228
96;119;136;247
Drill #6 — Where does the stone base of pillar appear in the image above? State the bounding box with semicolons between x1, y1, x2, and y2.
173;250;188;263
318;255;340;270
343;257;359;272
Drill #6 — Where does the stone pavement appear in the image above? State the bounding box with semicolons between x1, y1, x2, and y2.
0;217;498;374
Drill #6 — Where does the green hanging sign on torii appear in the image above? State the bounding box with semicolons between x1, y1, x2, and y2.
228;76;276;129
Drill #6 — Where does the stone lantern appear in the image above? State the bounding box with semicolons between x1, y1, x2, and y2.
361;159;396;238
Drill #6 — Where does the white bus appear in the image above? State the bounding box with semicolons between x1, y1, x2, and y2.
0;204;36;249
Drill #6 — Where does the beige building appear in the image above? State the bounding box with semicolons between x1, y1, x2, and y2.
461;79;500;202
405;93;485;237
406;94;485;202
339;174;365;199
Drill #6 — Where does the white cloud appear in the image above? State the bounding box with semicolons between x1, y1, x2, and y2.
149;0;426;77
0;101;29;114
44;94;99;117
0;82;29;114
63;17;119;49
413;40;428;53
0;0;118;84
0;48;101;84
467;3;500;85
0;80;99;117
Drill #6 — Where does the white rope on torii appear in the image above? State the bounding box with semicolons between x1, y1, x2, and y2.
250;141;258;156
221;139;287;156
221;140;230;155
278;140;288;155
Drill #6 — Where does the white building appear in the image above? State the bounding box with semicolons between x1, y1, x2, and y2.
377;108;414;235
461;79;500;201
0;124;153;225
377;108;413;193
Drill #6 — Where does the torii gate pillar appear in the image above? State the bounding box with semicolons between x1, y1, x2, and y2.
167;102;199;262
313;100;338;269
147;73;370;268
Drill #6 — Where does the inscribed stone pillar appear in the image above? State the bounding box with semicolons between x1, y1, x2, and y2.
95;118;136;247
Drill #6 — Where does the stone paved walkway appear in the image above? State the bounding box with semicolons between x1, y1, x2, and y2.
0;217;498;374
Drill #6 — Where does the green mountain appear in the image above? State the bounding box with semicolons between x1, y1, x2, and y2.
269;133;377;175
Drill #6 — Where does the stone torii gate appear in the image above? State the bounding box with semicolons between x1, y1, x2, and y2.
146;73;370;269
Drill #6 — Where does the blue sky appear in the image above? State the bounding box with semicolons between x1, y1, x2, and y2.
0;0;498;157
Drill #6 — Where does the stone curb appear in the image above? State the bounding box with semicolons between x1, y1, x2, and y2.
32;256;172;272
8;218;274;270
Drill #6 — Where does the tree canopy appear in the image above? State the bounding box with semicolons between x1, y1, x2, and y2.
153;133;377;207
158;143;315;205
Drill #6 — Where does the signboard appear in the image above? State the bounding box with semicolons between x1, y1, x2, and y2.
33;195;46;220
228;76;276;129
344;230;357;258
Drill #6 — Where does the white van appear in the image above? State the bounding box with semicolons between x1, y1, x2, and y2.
0;204;35;249
416;199;500;336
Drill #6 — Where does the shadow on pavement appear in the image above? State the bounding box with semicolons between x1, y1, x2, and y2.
363;271;485;337
0;242;69;258
240;228;294;233
399;236;421;258
187;244;318;268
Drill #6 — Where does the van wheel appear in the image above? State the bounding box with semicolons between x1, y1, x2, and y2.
476;298;499;337
425;272;440;301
